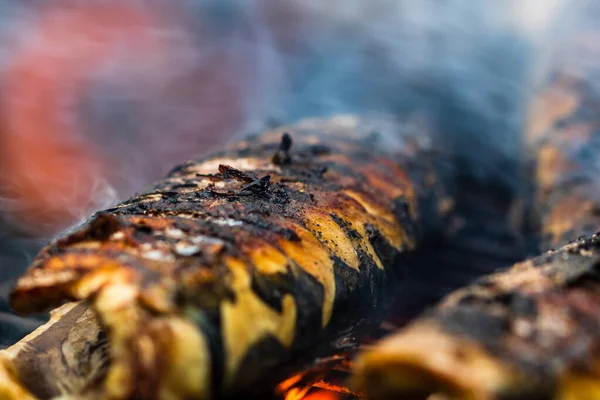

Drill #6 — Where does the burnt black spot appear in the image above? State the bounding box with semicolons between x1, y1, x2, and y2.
391;197;417;240
170;182;198;189
365;223;402;272
159;191;180;199
290;261;324;349
84;213;121;241
250;269;296;313
331;257;362;325
331;213;361;240
330;253;389;328
239;175;271;196
218;164;255;183
280;133;293;152
191;310;224;397
232;335;287;394
272;133;293;166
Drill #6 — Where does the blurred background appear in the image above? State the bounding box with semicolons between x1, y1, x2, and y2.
0;0;570;342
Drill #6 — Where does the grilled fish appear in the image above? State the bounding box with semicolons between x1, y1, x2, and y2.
0;116;454;399
352;233;600;400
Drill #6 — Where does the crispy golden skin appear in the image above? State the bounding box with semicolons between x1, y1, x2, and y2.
2;116;453;399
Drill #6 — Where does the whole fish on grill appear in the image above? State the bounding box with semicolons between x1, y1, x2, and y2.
0;116;455;399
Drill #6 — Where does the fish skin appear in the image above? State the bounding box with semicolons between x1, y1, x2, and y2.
353;233;600;400
5;116;454;399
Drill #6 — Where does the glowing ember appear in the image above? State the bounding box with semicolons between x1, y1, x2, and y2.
276;353;362;400
301;391;341;400
283;386;312;400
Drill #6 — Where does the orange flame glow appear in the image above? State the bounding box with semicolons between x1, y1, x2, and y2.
300;391;340;400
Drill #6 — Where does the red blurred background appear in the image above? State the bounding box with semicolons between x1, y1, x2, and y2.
0;1;254;234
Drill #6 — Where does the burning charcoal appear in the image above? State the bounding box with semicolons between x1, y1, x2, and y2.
0;116;456;400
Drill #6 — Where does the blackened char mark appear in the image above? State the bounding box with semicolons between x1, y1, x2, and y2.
330;213;361;241
192;309;225;398
365;223;403;273
330;257;362;328
250;268;296;313
289;261;324;351
218;164;256;183
232;335;287;395
169;182;199;190
329;214;390;312
391;197;418;242
83;213;122;241
357;249;389;314
330;253;389;330
239;175;271;196
49;212;122;250
272;133;293;166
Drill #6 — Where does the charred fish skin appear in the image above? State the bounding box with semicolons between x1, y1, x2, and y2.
353;233;600;400
6;116;455;399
